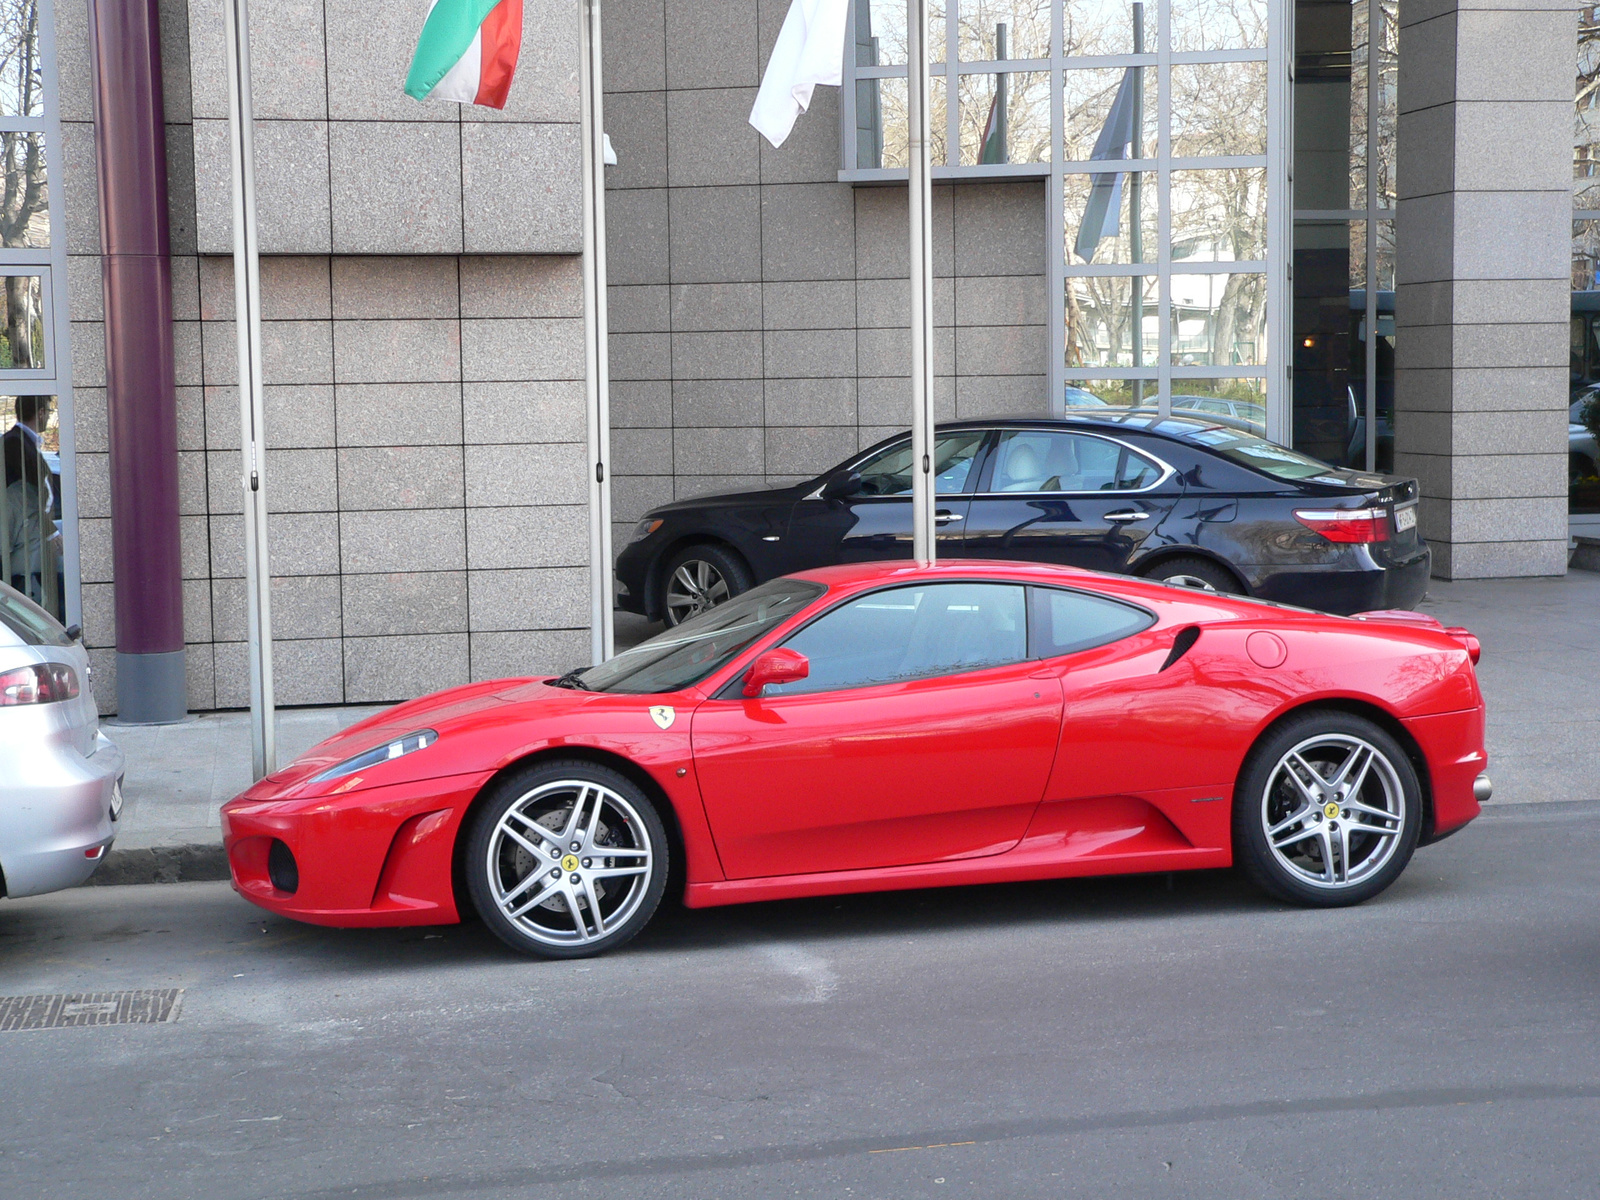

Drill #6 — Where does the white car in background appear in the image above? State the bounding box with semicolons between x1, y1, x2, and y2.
0;582;123;898
1173;394;1267;433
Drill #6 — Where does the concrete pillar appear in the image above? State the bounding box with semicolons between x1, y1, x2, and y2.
1394;0;1576;578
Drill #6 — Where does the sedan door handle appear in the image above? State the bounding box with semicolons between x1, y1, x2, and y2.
934;511;963;524
1104;511;1150;522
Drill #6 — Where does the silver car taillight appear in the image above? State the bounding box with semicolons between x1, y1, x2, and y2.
0;662;81;706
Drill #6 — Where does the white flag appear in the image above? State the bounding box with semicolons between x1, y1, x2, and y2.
749;0;850;148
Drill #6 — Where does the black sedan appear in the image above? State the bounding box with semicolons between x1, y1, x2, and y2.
616;413;1431;625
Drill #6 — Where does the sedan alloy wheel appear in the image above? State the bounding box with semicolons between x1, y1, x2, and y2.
667;558;730;625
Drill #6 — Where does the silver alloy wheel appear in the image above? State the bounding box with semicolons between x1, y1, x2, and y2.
666;558;729;624
485;779;655;948
1165;573;1219;592
1260;733;1406;890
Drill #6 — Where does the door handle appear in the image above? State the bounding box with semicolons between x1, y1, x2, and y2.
935;511;964;524
1104;511;1150;522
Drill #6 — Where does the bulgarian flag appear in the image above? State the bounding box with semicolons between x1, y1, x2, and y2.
404;0;524;110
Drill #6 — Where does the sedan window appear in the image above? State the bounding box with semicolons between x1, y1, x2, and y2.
988;430;1162;493
1027;586;1155;658
572;578;825;694
766;582;1027;696
855;430;987;496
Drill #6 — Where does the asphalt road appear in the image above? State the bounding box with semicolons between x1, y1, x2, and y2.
2;801;1597;1200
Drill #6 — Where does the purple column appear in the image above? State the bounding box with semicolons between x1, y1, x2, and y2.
87;0;186;723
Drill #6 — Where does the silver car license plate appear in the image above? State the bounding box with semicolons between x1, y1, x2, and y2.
1394;505;1417;532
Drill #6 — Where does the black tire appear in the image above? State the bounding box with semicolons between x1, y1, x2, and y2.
1142;555;1241;595
659;543;752;627
465;759;669;959
1233;710;1422;907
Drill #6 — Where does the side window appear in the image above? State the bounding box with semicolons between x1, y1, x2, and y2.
1027;586;1155;658
855;430;987;496
989;430;1162;493
767;582;1028;695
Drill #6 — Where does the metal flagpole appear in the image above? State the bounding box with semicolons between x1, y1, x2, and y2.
906;0;936;563
222;0;276;778
580;0;615;661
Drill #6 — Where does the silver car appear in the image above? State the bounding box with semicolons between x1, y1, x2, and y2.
0;582;123;897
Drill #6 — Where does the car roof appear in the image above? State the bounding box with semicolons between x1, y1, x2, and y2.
780;558;1314;622
927;410;1243;443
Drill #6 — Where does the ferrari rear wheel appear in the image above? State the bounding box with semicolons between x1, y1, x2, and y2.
1234;712;1421;907
466;760;669;959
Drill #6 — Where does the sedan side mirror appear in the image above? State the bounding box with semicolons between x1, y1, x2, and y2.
820;470;863;501
742;648;810;698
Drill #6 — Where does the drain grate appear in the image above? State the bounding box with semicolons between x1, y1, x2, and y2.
0;988;183;1031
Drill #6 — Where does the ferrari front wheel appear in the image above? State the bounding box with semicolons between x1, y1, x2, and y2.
1234;712;1422;907
465;760;669;959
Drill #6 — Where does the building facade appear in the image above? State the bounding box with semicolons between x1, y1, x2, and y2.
0;0;1583;718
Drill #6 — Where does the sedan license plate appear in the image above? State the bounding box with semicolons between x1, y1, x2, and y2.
1394;505;1417;533
110;779;123;821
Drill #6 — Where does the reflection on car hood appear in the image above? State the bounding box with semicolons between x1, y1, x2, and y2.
645;481;811;517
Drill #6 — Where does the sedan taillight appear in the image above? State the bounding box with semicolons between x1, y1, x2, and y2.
1293;507;1389;544
0;662;81;706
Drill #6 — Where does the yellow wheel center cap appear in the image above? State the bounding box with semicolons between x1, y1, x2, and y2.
1324;802;1341;820
561;854;580;872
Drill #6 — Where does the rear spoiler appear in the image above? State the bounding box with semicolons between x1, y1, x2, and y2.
1353;609;1480;664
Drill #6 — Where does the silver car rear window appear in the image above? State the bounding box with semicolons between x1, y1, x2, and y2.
0;583;71;647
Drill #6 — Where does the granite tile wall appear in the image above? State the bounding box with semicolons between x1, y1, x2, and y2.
57;0;592;713
602;0;1051;559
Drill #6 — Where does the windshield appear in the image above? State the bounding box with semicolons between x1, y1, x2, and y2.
565;578;826;695
0;581;71;647
1180;425;1340;482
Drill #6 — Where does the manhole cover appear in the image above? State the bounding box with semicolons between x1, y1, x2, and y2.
0;988;183;1031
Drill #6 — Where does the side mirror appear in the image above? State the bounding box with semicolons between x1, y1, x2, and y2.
820;470;863;501
742;648;810;698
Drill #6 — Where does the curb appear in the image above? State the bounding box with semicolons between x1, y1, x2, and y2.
87;844;230;886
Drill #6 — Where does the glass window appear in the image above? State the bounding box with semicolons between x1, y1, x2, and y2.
1170;0;1269;51
958;0;1050;61
768;582;1028;694
1028;586;1155;657
988;428;1161;491
573;579;825;695
0;0;42;118
1065;170;1155;266
1171;63;1269;158
0;273;44;369
1061;378;1156;409
1065;275;1157;367
957;71;1050;165
0;131;47;249
1171;168;1267;263
1064;0;1156;58
1063;66;1157;164
858;75;949;169
2;393;62;618
855;429;988;496
1172;272;1267;366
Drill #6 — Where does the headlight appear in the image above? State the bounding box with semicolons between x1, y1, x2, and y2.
630;517;664;543
312;729;437;783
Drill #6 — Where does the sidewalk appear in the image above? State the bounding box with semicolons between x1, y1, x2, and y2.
93;572;1600;884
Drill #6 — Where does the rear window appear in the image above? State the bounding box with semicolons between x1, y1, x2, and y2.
1028;586;1155;657
1178;425;1339;482
0;582;71;647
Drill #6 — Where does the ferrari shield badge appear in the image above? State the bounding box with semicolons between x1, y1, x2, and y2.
649;705;676;730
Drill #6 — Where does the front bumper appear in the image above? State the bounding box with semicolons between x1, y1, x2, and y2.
1248;543;1432;615
0;731;123;898
222;771;491;927
615;538;654;616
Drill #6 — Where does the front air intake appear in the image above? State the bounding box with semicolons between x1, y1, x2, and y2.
267;839;299;895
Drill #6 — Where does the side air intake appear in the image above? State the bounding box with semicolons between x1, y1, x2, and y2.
1159;626;1201;672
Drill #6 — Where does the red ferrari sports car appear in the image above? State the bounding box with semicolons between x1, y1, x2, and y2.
222;561;1489;959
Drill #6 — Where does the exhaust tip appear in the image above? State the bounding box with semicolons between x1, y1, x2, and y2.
1473;774;1493;803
